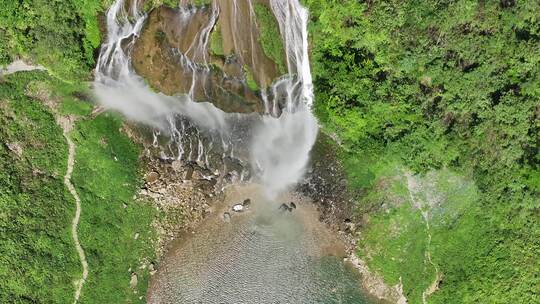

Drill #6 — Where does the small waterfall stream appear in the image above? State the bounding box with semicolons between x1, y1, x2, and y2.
93;0;369;302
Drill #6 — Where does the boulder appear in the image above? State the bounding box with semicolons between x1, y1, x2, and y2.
242;198;252;208
146;171;159;184
232;204;244;212
130;273;138;289
278;203;292;212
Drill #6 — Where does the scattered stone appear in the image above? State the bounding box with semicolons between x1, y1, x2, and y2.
134;233;140;240
242;198;252;209
129;273;138;289
123;203;128;209
420;75;432;88
232;204;244;212
223;212;231;222
171;160;183;172
146;171;159;184
345;221;356;232
278;203;293;212
6;142;23;157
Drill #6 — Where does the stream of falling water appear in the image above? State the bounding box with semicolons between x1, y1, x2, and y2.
93;0;370;302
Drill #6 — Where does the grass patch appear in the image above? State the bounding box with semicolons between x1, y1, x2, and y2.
210;24;225;56
339;135;480;303
1;71;159;303
254;3;287;75
244;66;259;91
358;204;431;302
71;113;157;303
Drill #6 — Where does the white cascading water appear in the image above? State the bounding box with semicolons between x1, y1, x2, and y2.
250;0;318;195
94;0;318;197
269;0;314;108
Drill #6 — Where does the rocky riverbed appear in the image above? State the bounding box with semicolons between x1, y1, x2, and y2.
125;121;399;303
147;184;374;303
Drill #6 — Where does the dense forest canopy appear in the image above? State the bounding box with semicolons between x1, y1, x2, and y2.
303;0;539;302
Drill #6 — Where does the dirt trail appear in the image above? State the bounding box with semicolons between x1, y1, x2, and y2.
0;59;46;75
59;117;89;304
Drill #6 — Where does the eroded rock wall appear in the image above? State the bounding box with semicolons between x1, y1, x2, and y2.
131;0;285;114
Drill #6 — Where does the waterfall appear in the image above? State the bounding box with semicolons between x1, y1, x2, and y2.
250;0;318;195
94;0;318;197
269;0;314;109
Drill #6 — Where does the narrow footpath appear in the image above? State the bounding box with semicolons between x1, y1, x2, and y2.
60;118;89;304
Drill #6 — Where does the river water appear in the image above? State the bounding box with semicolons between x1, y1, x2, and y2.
148;184;372;303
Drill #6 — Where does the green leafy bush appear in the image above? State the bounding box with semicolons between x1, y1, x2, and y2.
0;72;79;303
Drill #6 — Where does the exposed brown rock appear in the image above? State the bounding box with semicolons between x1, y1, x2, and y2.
131;1;284;114
146;171;160;184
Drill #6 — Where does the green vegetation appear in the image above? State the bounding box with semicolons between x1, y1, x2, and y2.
244;66;259;91
356;164;479;303
209;24;225;56
0;72;79;303
0;0;109;79
0;71;158;303
254;3;287;75
72;113;157;304
304;0;540;303
192;0;211;7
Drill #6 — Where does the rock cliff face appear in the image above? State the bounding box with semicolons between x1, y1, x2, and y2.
131;0;285;114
